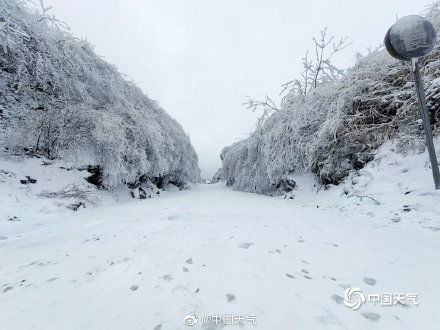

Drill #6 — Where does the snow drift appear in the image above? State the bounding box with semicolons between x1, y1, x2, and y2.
0;0;200;188
220;3;440;195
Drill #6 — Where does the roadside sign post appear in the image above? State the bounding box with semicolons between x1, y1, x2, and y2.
385;15;440;190
411;58;440;189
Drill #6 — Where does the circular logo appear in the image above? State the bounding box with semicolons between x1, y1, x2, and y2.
344;288;366;310
183;313;199;326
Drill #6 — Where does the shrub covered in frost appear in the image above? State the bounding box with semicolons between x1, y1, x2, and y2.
221;3;440;194
0;0;200;188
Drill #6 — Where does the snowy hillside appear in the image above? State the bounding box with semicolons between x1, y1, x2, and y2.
1;141;439;329
220;4;440;195
0;154;181;223
0;0;200;188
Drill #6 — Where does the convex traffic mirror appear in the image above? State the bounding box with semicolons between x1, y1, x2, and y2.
385;15;437;61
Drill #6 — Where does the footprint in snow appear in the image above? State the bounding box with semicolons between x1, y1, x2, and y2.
163;275;173;281
362;312;381;322
311;304;343;326
301;270;312;279
363;277;377;286
172;286;202;314
239;242;253;249
391;215;401;223
37;261;57;266
315;312;342;326
185;258;193;264
3;286;13;293
331;295;344;304
286;274;295;279
226;294;235;302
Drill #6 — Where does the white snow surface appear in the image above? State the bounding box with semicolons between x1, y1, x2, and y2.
0;141;439;329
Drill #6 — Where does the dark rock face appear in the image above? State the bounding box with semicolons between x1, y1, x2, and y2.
85;166;103;188
279;178;296;192
20;176;37;185
211;168;222;184
138;187;147;200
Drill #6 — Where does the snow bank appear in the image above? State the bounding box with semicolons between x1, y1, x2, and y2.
0;154;177;223
0;0;200;188
284;138;440;229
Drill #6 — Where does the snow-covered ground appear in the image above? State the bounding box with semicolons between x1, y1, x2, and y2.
1;142;439;329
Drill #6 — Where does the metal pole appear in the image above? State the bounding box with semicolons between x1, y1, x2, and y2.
411;58;440;190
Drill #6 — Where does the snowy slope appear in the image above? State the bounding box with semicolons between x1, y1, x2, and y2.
0;142;439;330
0;155;172;226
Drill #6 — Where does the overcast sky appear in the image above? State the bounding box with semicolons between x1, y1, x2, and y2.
46;0;429;178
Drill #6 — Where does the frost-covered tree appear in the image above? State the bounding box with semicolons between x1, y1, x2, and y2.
281;28;351;97
0;0;200;188
221;4;440;194
244;28;350;129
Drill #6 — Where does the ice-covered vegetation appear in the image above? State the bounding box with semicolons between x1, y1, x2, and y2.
0;0;200;188
220;2;440;194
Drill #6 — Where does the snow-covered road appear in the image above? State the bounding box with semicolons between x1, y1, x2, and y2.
1;180;439;330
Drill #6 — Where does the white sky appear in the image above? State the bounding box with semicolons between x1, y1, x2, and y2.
46;0;429;178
